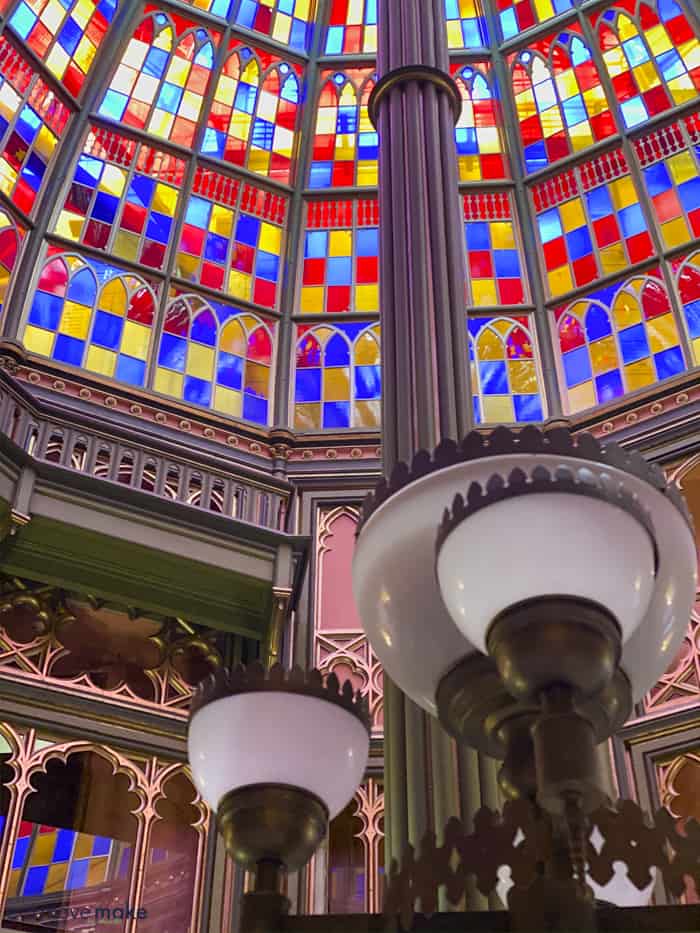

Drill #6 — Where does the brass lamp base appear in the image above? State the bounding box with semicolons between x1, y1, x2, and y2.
218;784;329;873
436;651;632;803
486;597;622;702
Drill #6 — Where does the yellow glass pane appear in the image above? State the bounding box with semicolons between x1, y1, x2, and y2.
547;266;573;297
609;176;637;210
355;333;379;365
294;402;321;430
329;230;352;257
624;357;655;391
612;292;642;329
248;150;271;175
477;328;505;361
590;336;618;375
73;835;94;859
482;396;515;424
113;231;139;263
54;211;84;242
210;204;233;238
186;343;215;379
60;301;91;339
660;217;691;249
73;35;96;74
490;222;515;250
45;863;69;894
647;313;679;354
121;321;151;360
220;318;246;356
87;857;108;886
567;380;596;413
153;184;177;216
259;223;281;255
214;385;243;417
459;155;482;181
23;325;54;357
323;367;350;402
472;279;498;306
357;162;378;186
246;361;269;398
29;832;57;864
691;335;700;366
228;270;252;300
301;287;324;314
355;284;378;312
668;151;698;185
599;243;627;275
633;61;661;93
353;400;380;428
85;345;116;376
559;199;586;232
176;253;200;279
99;279;128;316
154;367;184;397
508;360;537;394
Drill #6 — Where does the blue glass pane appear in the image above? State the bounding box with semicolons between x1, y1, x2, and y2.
91;310;123;349
618;322;649;364
116;355;146;386
183;375;212;406
563;345;592;387
158;333;187;371
29;292;63;330
53;334;85;366
324;401;350;428
595;369;623;402
218;352;243;389
654;345;685;379
479;360;508;394
295;369;321;402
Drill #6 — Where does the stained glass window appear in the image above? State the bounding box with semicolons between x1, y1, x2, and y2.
202;44;301;185
453;64;508;181
235;0;315;54
310;69;377;189
174;169;286;310
674;250;700;365
98;10;218;150
324;0;487;54
300;200;379;314
636;116;700;251
22;251;157;387
464;194;528;307
7;824;115;897
325;0;377;55
445;0;488;49
511;29;615;174
154;293;274;424
469;316;544;424
294;323;380;430
595;0;700;130
9;0;117;97
496;0;575;42
54;128;185;271
0;37;72;215
183;0;234;18
533;150;653;299
555;272;686;413
0;209;25;316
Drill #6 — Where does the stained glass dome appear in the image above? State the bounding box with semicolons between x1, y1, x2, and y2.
0;0;698;432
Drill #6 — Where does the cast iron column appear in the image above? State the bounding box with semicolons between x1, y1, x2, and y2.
373;1;494;906
374;0;472;475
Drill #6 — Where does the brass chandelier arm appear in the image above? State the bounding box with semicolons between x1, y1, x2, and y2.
368;65;463;128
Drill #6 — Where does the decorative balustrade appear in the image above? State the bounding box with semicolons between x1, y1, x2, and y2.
0;375;292;533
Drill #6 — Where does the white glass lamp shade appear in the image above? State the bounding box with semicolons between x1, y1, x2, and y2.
354;451;697;710
188;691;369;819
436;492;656;651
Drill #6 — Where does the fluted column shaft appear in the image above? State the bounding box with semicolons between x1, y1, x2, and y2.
375;1;491;909
376;0;471;476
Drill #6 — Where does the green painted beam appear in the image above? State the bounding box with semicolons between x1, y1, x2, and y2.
0;514;271;639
